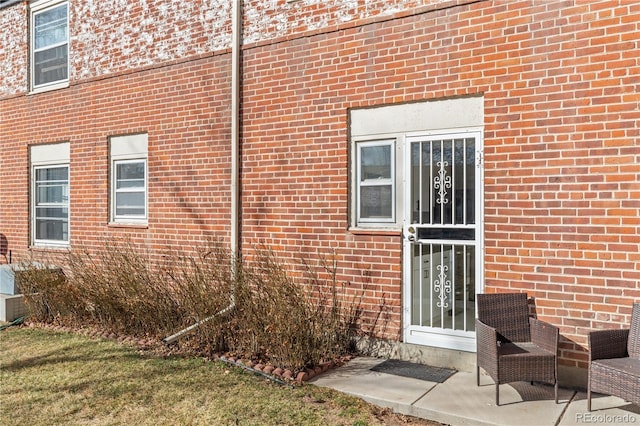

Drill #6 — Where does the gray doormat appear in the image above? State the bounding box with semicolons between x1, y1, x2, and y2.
370;359;456;383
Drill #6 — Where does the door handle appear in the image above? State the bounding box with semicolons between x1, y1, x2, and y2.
406;226;416;242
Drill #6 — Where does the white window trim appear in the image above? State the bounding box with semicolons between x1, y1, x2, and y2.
30;0;69;93
356;139;396;225
30;142;70;247
111;158;148;224
109;133;148;225
350;134;404;231
31;163;70;247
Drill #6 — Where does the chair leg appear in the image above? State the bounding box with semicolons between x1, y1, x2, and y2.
476;366;480;386
554;381;558;404
587;369;592;412
496;383;500;406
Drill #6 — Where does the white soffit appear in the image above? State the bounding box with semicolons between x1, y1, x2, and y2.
350;96;484;137
30;142;70;165
110;133;148;159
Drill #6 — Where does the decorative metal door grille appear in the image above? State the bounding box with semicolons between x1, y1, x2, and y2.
410;243;475;331
410;137;476;227
405;134;481;340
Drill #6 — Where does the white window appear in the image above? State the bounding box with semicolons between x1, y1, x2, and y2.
31;0;68;91
110;134;148;224
113;159;146;220
34;166;69;243
356;140;395;224
30;142;70;246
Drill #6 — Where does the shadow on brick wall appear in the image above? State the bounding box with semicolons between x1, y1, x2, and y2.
0;233;7;263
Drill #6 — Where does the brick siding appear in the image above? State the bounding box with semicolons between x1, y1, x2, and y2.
1;0;639;368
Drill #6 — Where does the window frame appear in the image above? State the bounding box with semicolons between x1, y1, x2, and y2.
109;133;149;226
356;139;396;225
30;0;69;93
111;158;148;224
31;163;70;246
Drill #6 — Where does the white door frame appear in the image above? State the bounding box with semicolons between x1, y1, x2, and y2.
402;128;484;352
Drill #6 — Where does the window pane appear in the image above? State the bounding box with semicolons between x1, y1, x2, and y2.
34;165;69;243
360;185;392;219
117;162;145;180
113;160;146;219
33;3;68;87
116;162;145;189
117;179;145;189
35;206;68;219
115;192;145;217
36;166;68;181
34;45;68;86
34;4;67;49
36;184;67;204
361;145;391;180
35;218;68;241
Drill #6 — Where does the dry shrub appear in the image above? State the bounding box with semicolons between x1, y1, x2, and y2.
63;240;181;337
15;239;362;371
16;263;74;323
193;247;362;370
165;243;235;352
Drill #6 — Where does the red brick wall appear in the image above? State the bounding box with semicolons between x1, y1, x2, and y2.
240;0;640;366
1;0;639;368
1;54;233;257
482;0;640;367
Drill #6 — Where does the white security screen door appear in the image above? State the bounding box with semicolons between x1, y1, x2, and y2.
403;131;483;352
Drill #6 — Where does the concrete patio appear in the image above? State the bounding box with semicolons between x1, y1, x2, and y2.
310;357;640;425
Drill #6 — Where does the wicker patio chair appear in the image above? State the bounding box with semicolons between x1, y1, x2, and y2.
587;303;640;412
476;292;559;406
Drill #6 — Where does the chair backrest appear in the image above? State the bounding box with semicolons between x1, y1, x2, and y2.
477;292;531;343
628;303;640;359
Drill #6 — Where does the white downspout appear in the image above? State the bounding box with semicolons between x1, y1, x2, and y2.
163;0;241;345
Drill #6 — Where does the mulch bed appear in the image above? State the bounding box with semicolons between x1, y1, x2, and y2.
19;320;352;384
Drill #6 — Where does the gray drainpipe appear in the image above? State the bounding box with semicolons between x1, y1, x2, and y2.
164;0;241;345
230;0;241;268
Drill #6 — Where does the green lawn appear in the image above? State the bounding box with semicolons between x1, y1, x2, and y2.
0;326;433;425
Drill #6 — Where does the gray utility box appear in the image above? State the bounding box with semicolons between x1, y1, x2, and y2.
0;264;21;295
1;264;25;322
0;263;63;322
0;294;27;322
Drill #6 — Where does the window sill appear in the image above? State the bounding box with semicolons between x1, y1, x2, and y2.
108;222;149;229
349;227;401;237
29;80;69;95
30;243;70;250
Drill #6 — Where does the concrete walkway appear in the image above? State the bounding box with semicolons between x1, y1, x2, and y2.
309;357;640;425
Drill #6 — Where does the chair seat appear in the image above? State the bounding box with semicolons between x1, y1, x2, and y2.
591;357;640;380
498;342;556;384
499;341;555;357
590;357;640;406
